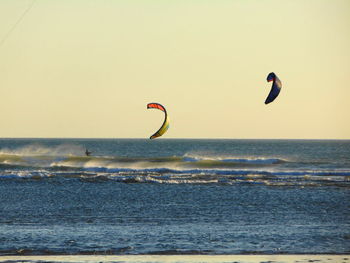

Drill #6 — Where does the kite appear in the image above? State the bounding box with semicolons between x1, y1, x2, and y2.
265;72;282;104
147;103;169;139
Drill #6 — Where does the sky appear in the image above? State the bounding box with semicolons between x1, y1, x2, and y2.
0;0;349;139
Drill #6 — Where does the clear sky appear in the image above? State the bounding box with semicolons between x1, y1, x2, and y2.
0;0;349;139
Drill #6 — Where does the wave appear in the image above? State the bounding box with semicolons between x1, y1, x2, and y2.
0;143;85;156
0;152;289;170
183;153;288;164
1;165;349;187
0;147;349;186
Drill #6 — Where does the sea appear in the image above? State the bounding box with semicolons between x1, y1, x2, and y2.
0;139;349;256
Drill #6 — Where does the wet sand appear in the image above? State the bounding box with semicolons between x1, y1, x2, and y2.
0;255;348;263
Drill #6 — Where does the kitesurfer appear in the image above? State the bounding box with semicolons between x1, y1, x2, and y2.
85;149;92;156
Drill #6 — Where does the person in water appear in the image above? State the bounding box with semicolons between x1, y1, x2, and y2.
85;149;92;156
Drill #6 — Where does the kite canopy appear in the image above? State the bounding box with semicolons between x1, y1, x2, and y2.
265;72;282;104
147;103;169;139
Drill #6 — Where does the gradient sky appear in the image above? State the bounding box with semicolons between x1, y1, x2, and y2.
0;0;349;139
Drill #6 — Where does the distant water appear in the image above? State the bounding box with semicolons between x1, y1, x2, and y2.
0;139;349;255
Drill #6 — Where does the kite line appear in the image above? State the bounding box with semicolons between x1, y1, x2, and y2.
0;0;37;47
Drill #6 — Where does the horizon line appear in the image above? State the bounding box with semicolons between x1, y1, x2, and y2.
0;137;349;141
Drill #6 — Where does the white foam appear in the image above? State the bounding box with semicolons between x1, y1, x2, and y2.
183;152;288;163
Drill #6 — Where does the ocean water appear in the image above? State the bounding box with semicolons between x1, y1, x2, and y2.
0;139;349;255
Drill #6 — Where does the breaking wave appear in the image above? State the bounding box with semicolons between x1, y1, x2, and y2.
0;151;289;170
0;149;349;187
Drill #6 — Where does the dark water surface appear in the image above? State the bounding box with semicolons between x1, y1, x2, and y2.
0;139;349;255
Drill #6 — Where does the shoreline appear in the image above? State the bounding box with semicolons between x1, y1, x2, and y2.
0;254;349;263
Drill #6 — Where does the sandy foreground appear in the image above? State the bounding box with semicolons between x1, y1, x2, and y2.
0;255;349;263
